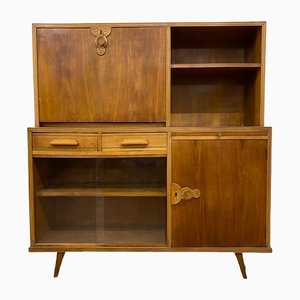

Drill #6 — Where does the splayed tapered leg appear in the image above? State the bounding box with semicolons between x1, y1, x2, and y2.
54;252;65;278
235;253;247;279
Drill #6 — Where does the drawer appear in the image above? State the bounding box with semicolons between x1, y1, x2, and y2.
32;133;98;151
101;133;167;152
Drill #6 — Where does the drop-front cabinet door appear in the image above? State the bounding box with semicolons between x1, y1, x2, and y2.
171;134;270;248
36;26;166;123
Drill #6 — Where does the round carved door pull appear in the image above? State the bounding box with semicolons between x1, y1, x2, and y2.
171;183;201;205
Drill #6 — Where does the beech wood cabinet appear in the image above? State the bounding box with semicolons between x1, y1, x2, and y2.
28;22;271;279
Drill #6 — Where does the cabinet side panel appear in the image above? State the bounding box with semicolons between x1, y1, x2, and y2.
32;25;40;126
260;23;266;125
165;27;171;126
266;128;272;246
28;130;36;244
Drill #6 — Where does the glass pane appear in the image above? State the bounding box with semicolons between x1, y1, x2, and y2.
34;157;167;245
96;158;166;245
34;158;97;243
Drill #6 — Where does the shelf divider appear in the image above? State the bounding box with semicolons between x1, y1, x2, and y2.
38;185;166;197
171;63;261;69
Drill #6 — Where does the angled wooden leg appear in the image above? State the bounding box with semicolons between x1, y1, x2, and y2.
54;252;65;278
235;253;247;279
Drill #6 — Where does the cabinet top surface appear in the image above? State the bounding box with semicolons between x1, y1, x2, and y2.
28;126;272;133
33;21;266;28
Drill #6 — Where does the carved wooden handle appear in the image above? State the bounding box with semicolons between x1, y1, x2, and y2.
171;183;201;205
91;27;111;56
95;35;108;47
120;139;149;146
50;139;79;146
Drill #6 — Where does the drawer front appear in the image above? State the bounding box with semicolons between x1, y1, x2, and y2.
32;134;98;151
102;133;167;152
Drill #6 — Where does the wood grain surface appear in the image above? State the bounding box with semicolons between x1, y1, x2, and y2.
37;27;166;123
171;136;268;247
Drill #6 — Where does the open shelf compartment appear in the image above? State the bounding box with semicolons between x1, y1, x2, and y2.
171;68;262;127
171;26;262;64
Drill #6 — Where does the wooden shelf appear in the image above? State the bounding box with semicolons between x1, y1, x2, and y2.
171;63;261;69
38;185;166;197
38;227;166;245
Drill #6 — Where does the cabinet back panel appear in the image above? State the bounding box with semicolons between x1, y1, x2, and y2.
37;27;166;123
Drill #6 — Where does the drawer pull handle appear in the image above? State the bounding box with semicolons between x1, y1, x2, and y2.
50;139;79;146
120;139;149;146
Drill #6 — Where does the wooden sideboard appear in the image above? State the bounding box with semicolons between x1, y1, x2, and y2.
28;22;271;278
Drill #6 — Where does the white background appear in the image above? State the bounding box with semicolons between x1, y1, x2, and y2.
0;0;299;299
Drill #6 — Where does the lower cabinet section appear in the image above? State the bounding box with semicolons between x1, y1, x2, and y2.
28;128;271;278
171;135;270;248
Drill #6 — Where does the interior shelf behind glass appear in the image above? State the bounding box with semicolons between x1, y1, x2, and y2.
34;157;167;245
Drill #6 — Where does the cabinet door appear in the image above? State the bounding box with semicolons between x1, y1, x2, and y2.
33;157;166;245
171;136;269;248
37;27;166;123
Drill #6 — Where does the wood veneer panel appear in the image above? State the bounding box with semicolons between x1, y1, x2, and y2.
172;138;268;247
101;133;167;152
37;27;166;123
32;25;39;126
32;133;98;150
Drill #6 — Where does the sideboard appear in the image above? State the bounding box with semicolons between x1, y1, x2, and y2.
28;22;272;278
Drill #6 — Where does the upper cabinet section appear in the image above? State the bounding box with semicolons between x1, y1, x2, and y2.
33;22;266;128
35;25;166;124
